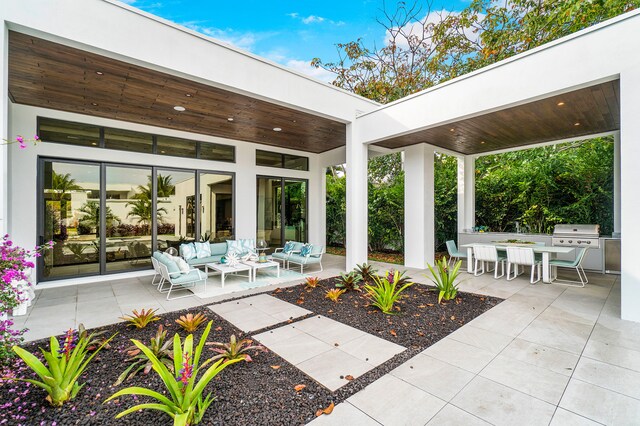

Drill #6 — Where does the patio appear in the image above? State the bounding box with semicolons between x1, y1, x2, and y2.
13;253;640;425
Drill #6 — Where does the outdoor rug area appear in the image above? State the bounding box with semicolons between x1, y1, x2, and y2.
193;268;307;299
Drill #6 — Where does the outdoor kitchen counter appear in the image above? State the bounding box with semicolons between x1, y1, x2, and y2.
458;232;615;273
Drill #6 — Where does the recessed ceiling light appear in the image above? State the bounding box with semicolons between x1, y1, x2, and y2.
167;117;173;120
160;150;165;153
557;101;565;106
173;106;186;112
91;142;97;146
185;93;193;97
95;71;104;75
574;122;580;126
227;117;234;122
450;128;455;132
91;102;98;106
273;127;282;132
480;141;486;144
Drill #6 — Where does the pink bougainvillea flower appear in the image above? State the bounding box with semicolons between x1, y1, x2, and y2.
15;136;23;143
33;135;40;141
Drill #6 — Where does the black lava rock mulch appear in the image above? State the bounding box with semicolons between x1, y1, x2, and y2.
0;278;501;426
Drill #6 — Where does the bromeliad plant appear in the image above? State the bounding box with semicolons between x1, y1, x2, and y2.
176;313;208;332
364;270;414;314
325;288;346;302
336;271;362;291
106;321;241;426
355;262;378;283
120;308;160;329
304;276;320;289
10;324;115;406
426;256;462;303
206;335;264;363
114;325;174;386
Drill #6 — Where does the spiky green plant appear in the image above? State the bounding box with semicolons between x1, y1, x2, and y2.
207;335;264;363
120;308;160;329
175;313;208;333
115;325;174;386
304;276;320;289
426;256;462;303
364;270;413;314
335;271;362;291
355;262;378;283
325;288;346;302
105;321;240;426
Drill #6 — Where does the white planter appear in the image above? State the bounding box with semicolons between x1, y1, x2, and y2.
0;311;7;322
12;302;28;316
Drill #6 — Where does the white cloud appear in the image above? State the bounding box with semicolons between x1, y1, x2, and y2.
284;59;335;83
288;12;344;26
181;21;276;51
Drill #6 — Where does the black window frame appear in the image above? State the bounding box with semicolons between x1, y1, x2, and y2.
256;149;309;171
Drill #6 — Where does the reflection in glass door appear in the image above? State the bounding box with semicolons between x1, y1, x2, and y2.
42;161;101;279
156;169;196;251
105;166;152;272
257;177;307;247
199;173;234;242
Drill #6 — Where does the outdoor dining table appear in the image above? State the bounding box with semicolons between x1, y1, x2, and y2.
460;242;575;283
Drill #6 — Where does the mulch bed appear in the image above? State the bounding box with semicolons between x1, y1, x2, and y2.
0;277;501;426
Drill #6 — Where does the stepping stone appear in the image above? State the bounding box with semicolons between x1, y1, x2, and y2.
253;315;405;391
208;294;311;332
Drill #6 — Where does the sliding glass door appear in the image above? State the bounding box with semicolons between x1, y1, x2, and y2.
39;159;234;282
42;161;101;280
257;177;307;248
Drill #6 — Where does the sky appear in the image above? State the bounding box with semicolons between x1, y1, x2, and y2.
121;0;470;82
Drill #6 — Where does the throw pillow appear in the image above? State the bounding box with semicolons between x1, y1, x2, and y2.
174;257;191;273
161;253;181;275
180;243;196;261
240;239;255;255
283;241;295;254
226;240;241;256
300;243;313;257
194;242;212;259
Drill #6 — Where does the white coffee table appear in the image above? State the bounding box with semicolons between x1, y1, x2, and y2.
205;262;252;288
242;260;280;281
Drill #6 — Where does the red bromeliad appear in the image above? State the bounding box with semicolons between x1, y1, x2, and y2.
177;351;193;391
58;328;78;361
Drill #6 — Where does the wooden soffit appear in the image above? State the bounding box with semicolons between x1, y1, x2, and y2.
8;31;346;153
374;80;620;155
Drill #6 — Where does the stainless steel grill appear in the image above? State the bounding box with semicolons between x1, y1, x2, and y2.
552;224;600;248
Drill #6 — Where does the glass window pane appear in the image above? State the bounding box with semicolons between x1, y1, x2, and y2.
284;180;307;242
42;161;100;279
199;142;235;162
38;118;100;148
156;170;196;251
199;173;234;242
283;155;309;171
256;150;282;168
257;178;282;248
157;136;197;159
105;166;153;272
104;128;153;154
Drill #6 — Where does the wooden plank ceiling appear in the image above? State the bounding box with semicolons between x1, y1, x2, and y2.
374;80;620;155
8;31;346;154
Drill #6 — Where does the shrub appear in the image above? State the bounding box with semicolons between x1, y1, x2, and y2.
105;321;241;425
325;288;346;302
120;308;160;329
335;271;362;291
207;335;264;363
426;256;462;303
355;262;378;283
364;270;413;314
305;276;320;289
11;324;115;406
0;318;26;367
176;313;207;333
115;325;173;386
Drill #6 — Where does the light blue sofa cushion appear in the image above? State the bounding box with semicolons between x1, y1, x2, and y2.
272;252;289;261
172;270;204;284
209;242;227;256
187;255;224;265
288;254;320;264
160;253;181;275
153;251;164;260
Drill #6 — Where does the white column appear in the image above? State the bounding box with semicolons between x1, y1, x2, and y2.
307;154;326;246
0;25;8;235
613;131;621;235
620;67;640;322
404;143;435;268
345;123;368;269
457;155;476;233
235;144;256;240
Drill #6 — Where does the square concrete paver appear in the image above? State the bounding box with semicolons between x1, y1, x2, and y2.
208;294;311;332
426;404;491;426
308;402;380;426
254;315;405;391
347;374;446;425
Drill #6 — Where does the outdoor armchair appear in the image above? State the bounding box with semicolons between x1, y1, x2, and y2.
287;245;325;273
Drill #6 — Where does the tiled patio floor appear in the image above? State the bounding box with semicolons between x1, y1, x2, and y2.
11;255;640;425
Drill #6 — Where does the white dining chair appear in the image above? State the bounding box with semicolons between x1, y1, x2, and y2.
506;247;541;284
473;245;506;279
